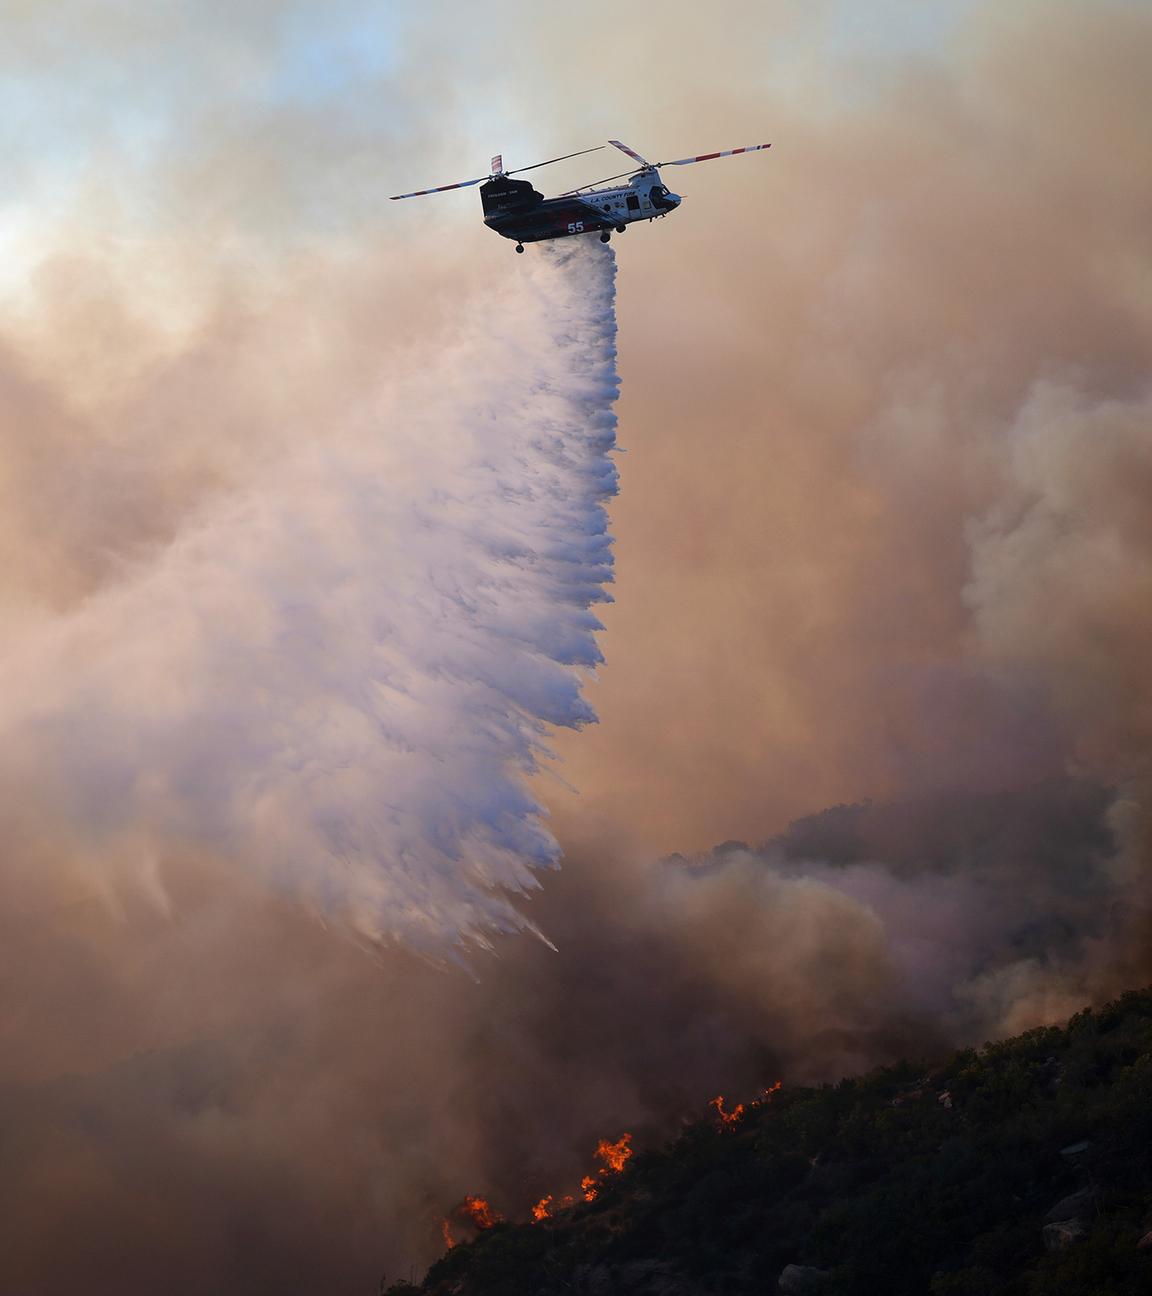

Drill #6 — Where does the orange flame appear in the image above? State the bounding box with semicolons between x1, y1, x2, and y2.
458;1194;501;1230
531;1191;578;1223
580;1131;633;1201
441;1218;455;1250
761;1080;783;1101
595;1133;633;1174
710;1094;745;1128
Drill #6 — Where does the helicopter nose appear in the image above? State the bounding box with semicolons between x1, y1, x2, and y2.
668;191;682;207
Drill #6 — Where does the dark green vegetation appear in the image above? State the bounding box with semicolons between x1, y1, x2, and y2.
388;989;1152;1295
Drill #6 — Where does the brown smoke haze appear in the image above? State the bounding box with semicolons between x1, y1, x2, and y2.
2;0;1151;1290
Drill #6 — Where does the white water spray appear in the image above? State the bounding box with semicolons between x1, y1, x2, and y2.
0;240;619;952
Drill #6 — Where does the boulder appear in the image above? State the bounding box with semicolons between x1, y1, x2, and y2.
571;1261;701;1296
1044;1187;1094;1223
805;1161;858;1193
1043;1219;1088;1252
617;1260;690;1294
1059;1140;1091;1159
572;1265;614;1296
891;1088;924;1107
778;1264;832;1294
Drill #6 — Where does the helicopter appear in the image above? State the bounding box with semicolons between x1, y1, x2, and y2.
390;139;771;252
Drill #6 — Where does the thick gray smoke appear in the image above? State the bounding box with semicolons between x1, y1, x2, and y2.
0;240;618;953
0;777;1119;1293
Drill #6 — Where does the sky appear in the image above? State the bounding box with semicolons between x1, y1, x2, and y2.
0;0;997;675
0;1;973;260
2;0;1151;1289
0;0;1006;848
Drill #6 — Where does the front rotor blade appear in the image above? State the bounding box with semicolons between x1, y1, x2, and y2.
658;143;771;166
559;167;643;195
608;139;651;167
389;176;487;200
507;145;605;177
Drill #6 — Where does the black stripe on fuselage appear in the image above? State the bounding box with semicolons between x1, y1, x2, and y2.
483;197;609;244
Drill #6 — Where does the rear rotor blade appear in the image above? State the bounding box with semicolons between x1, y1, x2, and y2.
391;145;605;199
507;145;605;177
390;176;487;200
608;139;651;167
658;143;771;166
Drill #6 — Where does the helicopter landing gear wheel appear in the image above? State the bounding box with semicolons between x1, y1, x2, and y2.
615;224;626;234
599;231;611;243
515;243;524;253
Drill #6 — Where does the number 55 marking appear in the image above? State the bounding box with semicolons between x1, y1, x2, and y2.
567;221;584;234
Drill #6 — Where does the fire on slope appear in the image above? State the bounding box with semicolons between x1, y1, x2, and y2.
710;1094;745;1128
712;1082;782;1130
444;1085;781;1248
531;1191;573;1221
441;1194;503;1248
595;1133;634;1174
580;1133;633;1203
460;1195;502;1229
529;1131;635;1222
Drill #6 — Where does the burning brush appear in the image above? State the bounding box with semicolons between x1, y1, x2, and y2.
711;1081;782;1131
444;1087;779;1248
441;1194;503;1248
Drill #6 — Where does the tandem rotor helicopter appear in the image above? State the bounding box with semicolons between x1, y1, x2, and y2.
390;139;771;252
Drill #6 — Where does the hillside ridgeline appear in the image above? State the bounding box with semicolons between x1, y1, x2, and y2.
387;988;1152;1295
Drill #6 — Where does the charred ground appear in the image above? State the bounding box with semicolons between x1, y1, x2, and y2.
388;989;1152;1296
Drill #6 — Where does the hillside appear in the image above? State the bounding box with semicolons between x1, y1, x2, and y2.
388;989;1152;1295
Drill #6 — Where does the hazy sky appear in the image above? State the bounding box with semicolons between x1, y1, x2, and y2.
0;1;975;259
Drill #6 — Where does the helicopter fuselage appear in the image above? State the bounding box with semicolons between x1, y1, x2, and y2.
480;168;681;247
